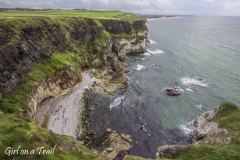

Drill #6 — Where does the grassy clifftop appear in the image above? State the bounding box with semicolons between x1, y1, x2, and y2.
0;10;147;159
0;10;140;20
0;113;106;160
0;10;147;113
172;102;240;160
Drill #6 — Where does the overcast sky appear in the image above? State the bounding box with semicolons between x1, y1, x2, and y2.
0;0;240;16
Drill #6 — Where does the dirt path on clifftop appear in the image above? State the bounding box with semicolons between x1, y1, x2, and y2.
37;72;98;138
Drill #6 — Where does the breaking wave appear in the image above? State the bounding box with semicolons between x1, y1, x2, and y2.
180;77;209;87
149;39;157;44
178;121;194;135
135;64;146;71
147;49;165;55
109;96;125;110
186;87;194;92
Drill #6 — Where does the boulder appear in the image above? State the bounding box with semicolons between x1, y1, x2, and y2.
156;145;189;159
106;128;112;133
106;147;113;152
103;132;132;159
191;107;228;143
165;86;183;96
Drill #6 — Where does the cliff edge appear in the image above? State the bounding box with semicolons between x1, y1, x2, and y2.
0;10;148;160
155;102;240;160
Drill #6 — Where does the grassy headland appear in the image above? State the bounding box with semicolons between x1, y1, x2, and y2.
0;9;147;159
0;10;140;20
0;113;106;160
0;10;146;113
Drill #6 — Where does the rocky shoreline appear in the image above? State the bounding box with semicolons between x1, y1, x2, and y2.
156;102;238;159
1;12;239;160
0;13;149;159
36;71;100;138
79;72;134;159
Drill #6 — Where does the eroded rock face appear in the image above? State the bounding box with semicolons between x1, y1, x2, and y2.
103;131;132;160
100;20;132;34
155;105;232;159
0;17;147;96
156;145;189;159
192;106;228;143
191;106;233;146
26;67;82;121
112;38;147;60
0;17;148;121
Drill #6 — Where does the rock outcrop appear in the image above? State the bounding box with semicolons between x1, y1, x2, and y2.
0;13;148;160
103;131;132;159
156;145;189;159
0;17;147;95
156;103;237;159
192;105;228;142
26;67;82;121
0;17;147;119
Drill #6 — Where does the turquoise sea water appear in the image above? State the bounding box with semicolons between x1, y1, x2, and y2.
91;17;240;158
133;16;240;129
129;16;240;156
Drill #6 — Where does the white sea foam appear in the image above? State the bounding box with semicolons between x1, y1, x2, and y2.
144;52;151;56
178;121;194;135
147;49;165;55
149;39;157;44
109;96;125;110
149;64;161;69
186;87;194;92
180;77;209;87
176;86;185;93
135;64;146;71
195;104;204;110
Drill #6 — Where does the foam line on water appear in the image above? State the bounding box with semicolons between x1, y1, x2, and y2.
147;49;165;55
178;121;194;135
180;77;209;87
135;64;146;71
149;39;157;44
109;96;125;110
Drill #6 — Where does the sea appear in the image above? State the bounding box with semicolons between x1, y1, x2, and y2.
91;16;240;158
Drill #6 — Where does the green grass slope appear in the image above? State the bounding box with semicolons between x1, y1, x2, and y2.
0;10;146;160
1;51;86;113
0;113;106;160
0;10;140;20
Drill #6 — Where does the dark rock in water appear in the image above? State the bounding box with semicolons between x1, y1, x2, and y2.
84;85;191;159
165;87;183;96
156;145;189;159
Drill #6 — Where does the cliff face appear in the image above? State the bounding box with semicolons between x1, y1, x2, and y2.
0;17;147;114
156;102;240;160
0;17;146;94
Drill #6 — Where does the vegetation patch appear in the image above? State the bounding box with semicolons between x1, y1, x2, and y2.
0;113;105;160
0;10;140;20
162;102;240;160
174;144;240;160
1;51;86;113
